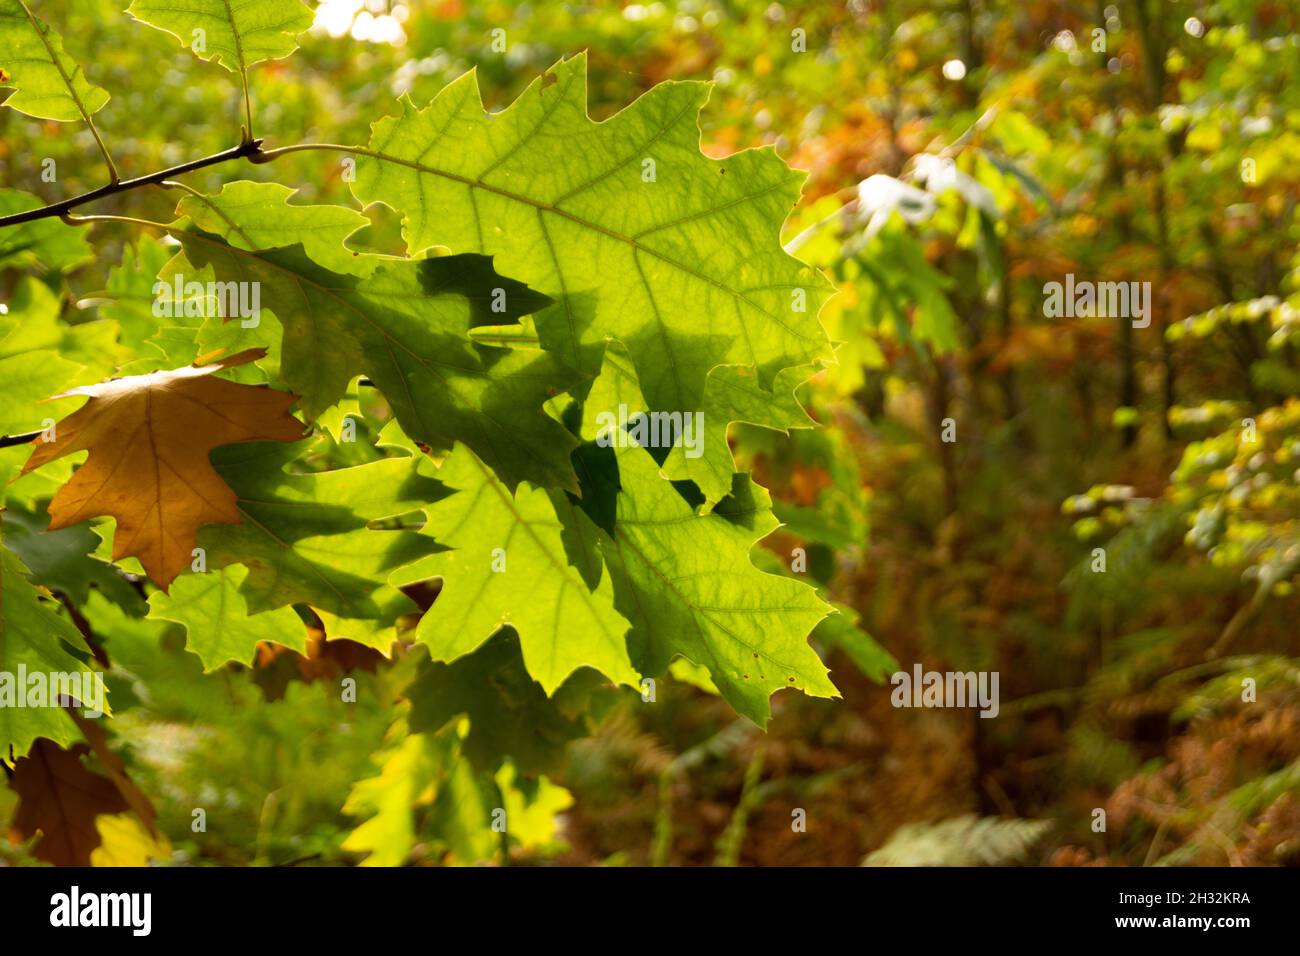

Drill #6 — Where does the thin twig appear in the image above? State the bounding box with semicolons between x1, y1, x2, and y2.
0;139;264;229
0;430;41;449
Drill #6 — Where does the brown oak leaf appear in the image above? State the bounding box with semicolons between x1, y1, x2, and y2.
8;739;129;866
21;348;303;588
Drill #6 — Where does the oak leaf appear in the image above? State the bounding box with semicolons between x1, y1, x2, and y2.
9;739;130;866
0;0;110;123
21;349;304;589
352;54;835;415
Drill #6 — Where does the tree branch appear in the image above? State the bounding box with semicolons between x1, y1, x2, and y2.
0;430;41;449
0;138;265;229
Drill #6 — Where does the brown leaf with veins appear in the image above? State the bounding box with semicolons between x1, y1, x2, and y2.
9;739;129;866
21;348;303;589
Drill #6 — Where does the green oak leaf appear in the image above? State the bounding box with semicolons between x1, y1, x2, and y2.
1;505;139;609
163;231;359;413
147;564;307;671
494;764;573;851
81;589;255;721
101;236;174;355
351;53;834;413
0;444;72;507
0;277;66;355
600;444;836;726
426;740;500;865
176;182;372;276
400;444;637;694
581;343;817;505
0;537;103;761
0;345;81;438
342;721;449;867
0;0;109;122
127;0;312;72
668;657;720;694
348;257;582;492
343;720;500;866
0;279;89;474
109;231;280;374
746;545;895;683
661;363;817;504
0;189;93;272
172;225;582;489
406;630;590;774
196;440;446;649
2;276;120;382
150;250;283;376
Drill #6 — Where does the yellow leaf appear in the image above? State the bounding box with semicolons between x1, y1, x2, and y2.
91;813;172;867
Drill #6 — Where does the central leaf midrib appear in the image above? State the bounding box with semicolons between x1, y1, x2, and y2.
358;146;816;348
17;0;99;124
465;452;624;643
613;516;817;682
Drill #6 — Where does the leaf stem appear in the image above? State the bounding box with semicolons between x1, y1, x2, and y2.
158;178;207;199
17;0;120;183
60;212;176;230
215;0;256;143
0;139;263;229
239;72;255;146
248;142;371;164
